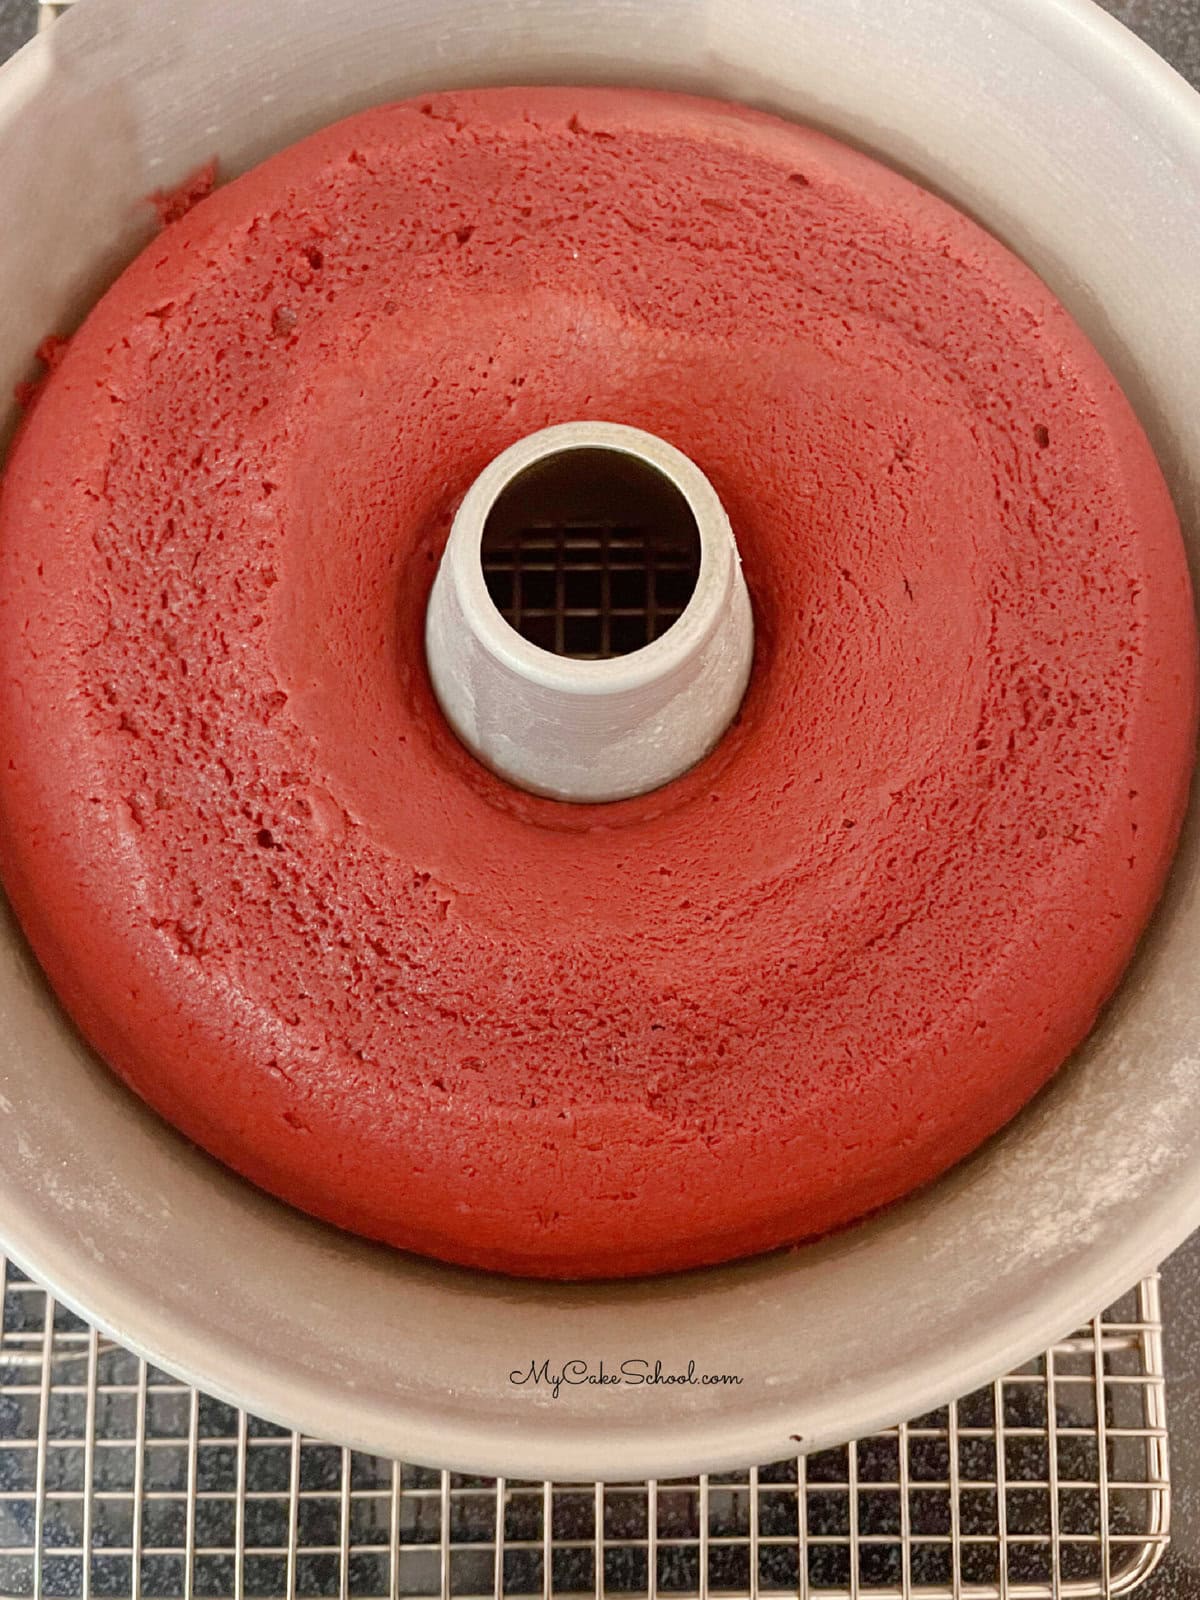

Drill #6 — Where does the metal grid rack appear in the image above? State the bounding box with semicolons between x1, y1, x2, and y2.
0;1258;1169;1600
482;526;700;659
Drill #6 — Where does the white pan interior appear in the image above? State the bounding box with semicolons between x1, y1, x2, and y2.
0;0;1198;1481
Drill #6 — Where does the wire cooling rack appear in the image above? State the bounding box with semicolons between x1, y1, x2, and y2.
0;1257;1170;1600
481;525;700;659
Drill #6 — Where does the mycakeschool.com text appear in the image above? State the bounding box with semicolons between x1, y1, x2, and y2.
508;1360;744;1399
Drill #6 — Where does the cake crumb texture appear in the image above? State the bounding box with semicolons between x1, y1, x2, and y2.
0;88;1194;1278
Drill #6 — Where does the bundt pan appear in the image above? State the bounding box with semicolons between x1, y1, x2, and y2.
0;0;1198;1482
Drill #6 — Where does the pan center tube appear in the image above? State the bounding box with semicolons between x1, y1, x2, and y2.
425;422;754;803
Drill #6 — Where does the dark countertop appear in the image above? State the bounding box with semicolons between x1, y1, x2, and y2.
0;0;1198;1594
0;0;33;62
1102;0;1200;84
1150;1229;1200;1600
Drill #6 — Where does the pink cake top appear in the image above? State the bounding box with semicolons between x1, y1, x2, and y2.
0;87;1194;1277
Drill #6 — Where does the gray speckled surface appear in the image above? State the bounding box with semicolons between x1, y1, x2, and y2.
0;0;1198;1592
1157;1234;1200;1599
1102;0;1200;87
0;0;34;61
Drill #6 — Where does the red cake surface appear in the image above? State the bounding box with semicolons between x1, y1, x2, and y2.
0;88;1195;1278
